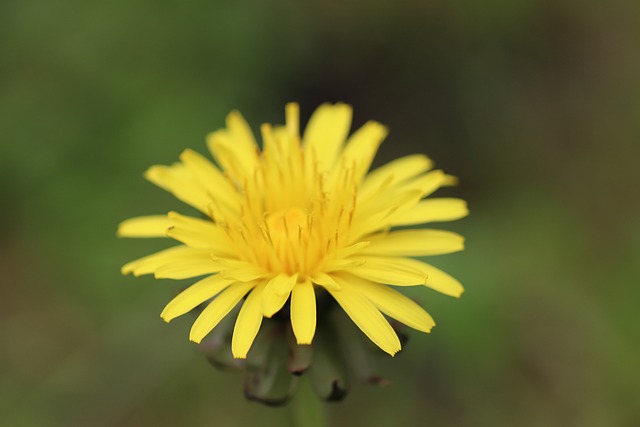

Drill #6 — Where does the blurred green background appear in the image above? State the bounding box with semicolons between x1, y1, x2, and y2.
2;0;639;425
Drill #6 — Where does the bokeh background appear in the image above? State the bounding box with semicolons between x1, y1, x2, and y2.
2;0;639;426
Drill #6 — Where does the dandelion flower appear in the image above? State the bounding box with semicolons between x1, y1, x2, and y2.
118;103;467;359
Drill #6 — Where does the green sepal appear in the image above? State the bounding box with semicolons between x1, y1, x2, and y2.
199;305;244;371
288;326;314;375
244;321;298;406
331;309;388;386
307;320;350;402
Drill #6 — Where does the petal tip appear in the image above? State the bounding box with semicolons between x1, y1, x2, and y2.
226;109;242;121
180;148;198;159
423;322;436;333
442;174;459;186
143;165;162;180
388;347;401;357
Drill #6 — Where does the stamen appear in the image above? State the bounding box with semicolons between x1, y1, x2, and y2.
220;133;360;277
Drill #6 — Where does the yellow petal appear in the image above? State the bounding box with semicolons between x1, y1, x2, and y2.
353;257;464;297
418;261;465;297
360;229;465;256
261;291;289;318
285;102;300;138
335;273;435;333
117;215;172;238
165;212;234;255
206;111;258;181
327;286;401;356
325;258;366;273
355;184;421;223
291;279;316;344
178;149;240;208
336;241;371;258
359;154;433;199
228;112;260;174
348;256;427;286
190;281;256;343
260;123;278;156
303;103;353;173
390;198;469;226
442;174;459;186
350;190;422;240
144;164;211;213
161;275;235;322
231;283;266;359
338;121;387;183
154;258;225;279
220;265;269;282
394;169;445;198
226;110;259;153
310;273;341;291
121;245;209;276
272;273;299;296
261;273;297;318
206;130;244;182
349;205;397;241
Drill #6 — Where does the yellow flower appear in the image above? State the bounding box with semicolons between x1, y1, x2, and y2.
118;103;467;359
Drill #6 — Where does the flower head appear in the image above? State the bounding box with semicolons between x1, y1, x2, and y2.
118;103;467;359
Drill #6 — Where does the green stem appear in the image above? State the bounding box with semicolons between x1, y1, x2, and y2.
288;376;327;427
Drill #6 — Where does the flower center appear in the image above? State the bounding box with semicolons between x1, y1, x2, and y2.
265;207;308;237
264;207;310;275
218;128;360;278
